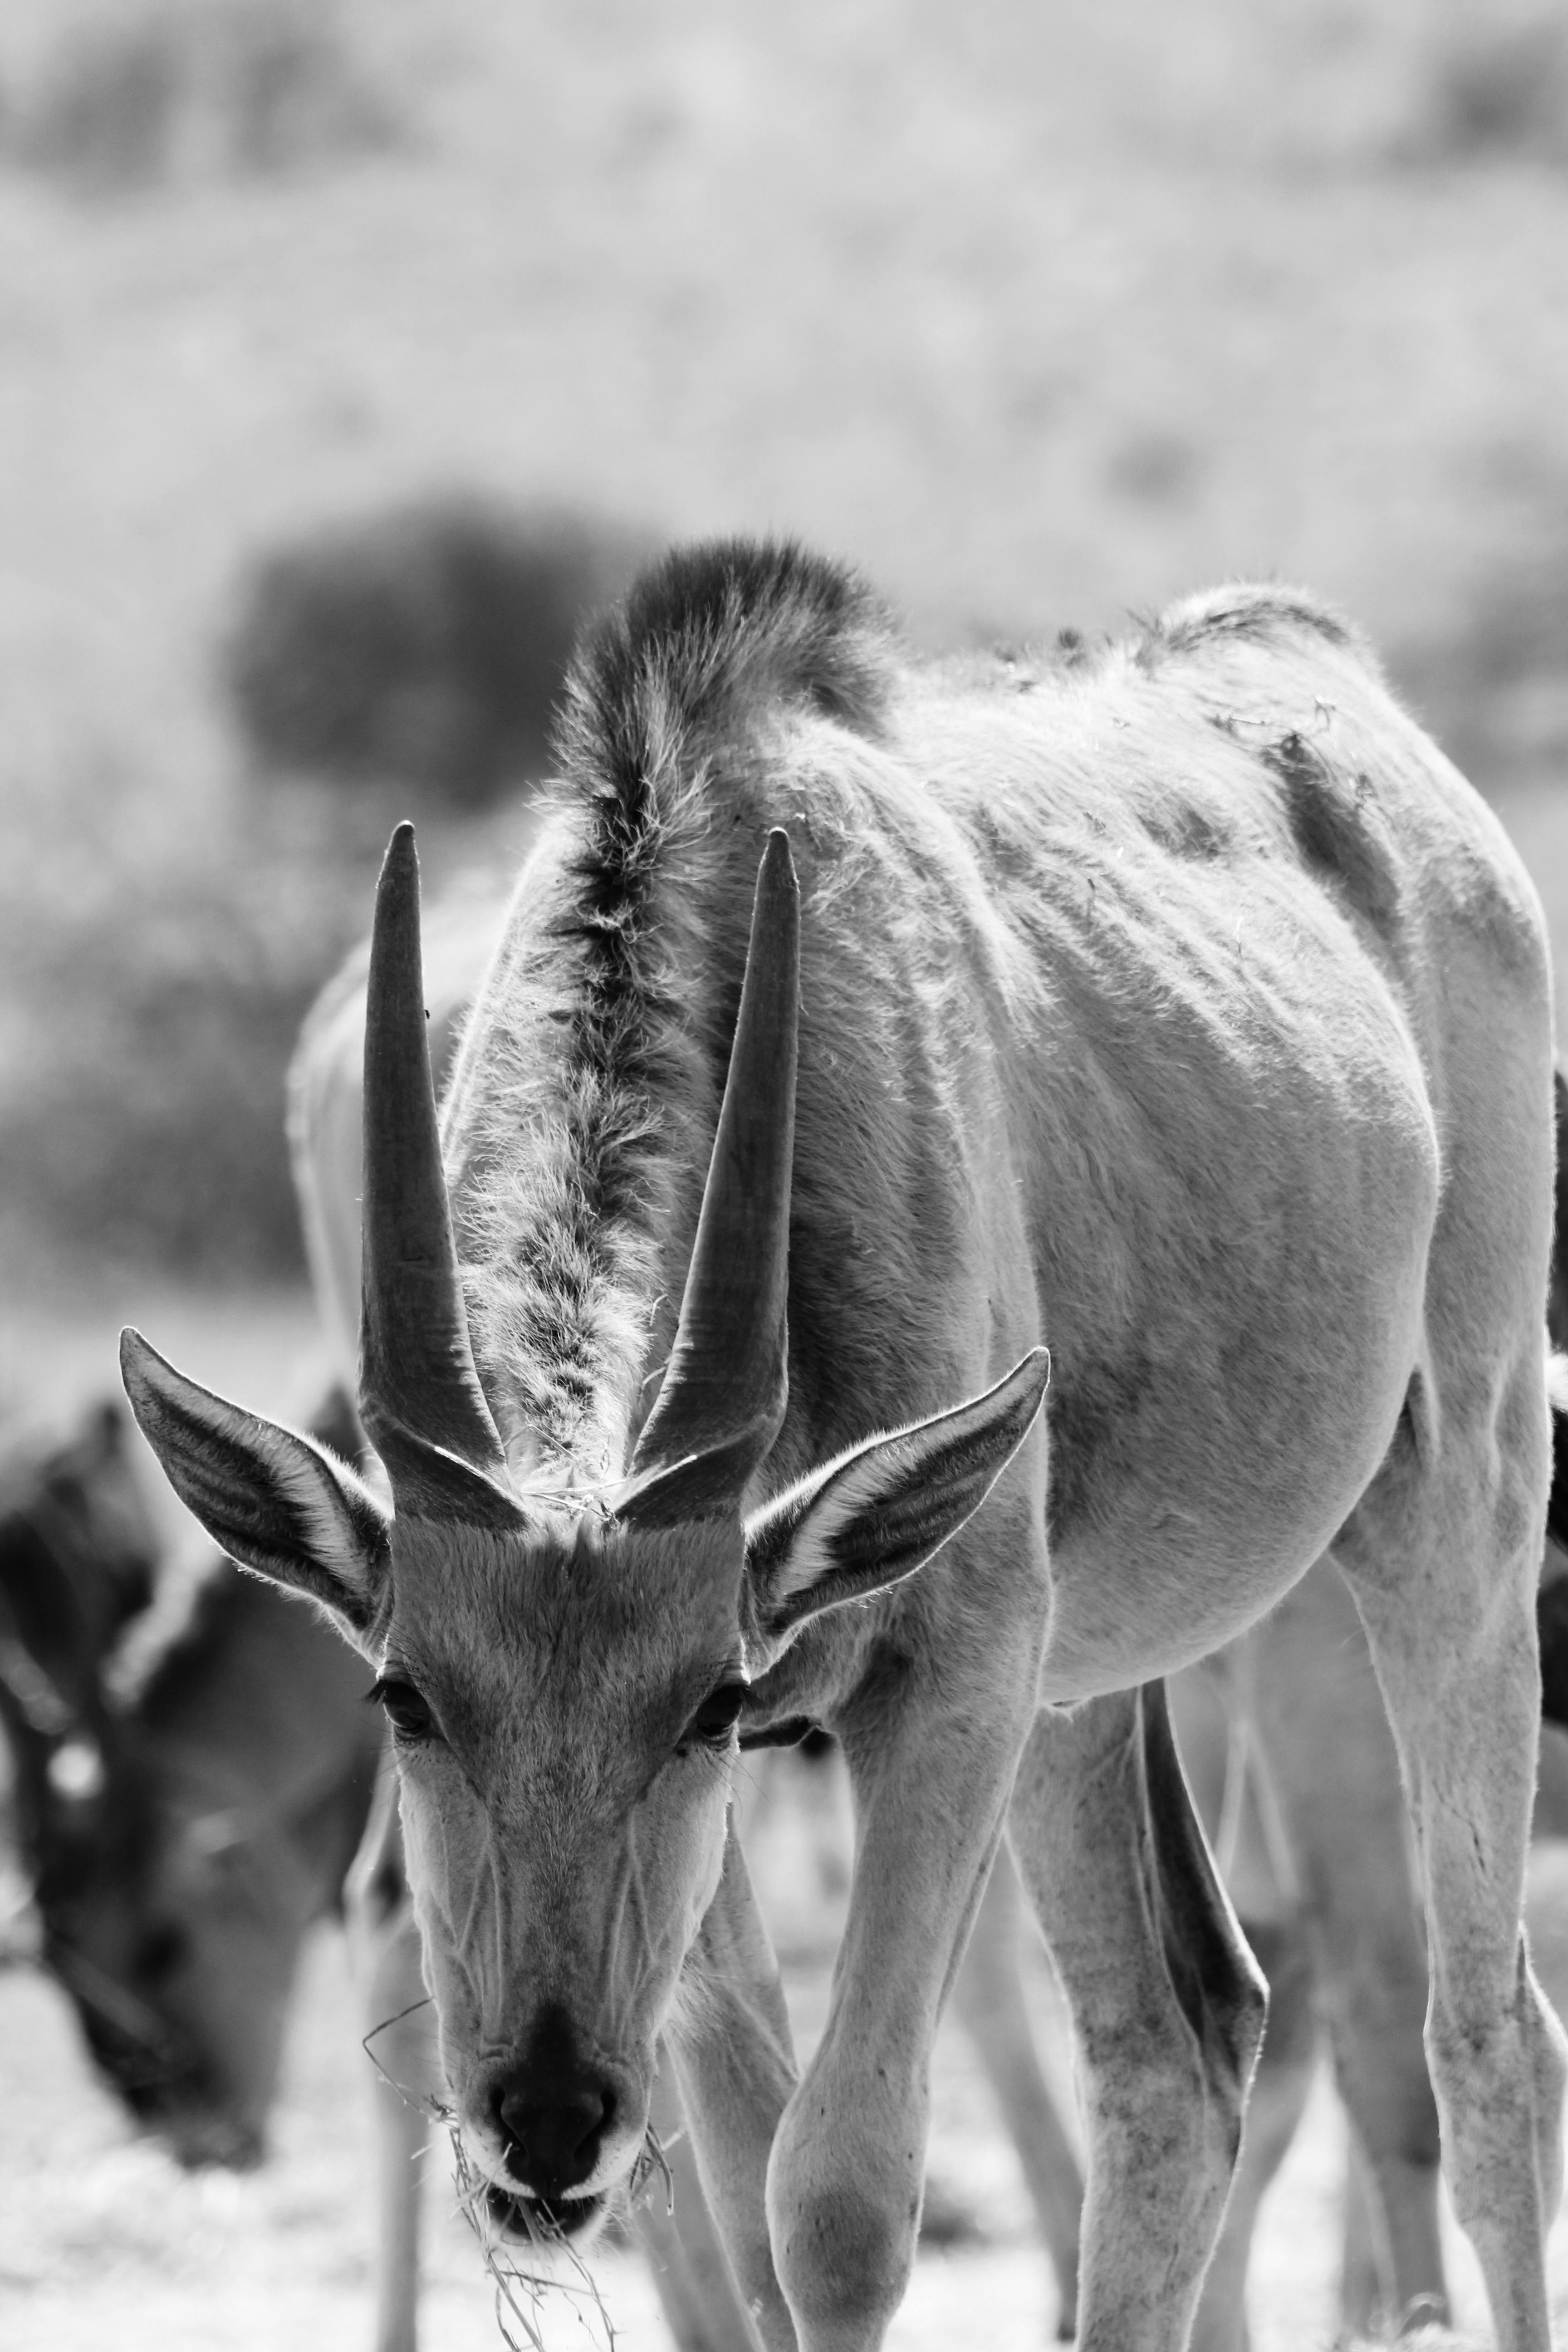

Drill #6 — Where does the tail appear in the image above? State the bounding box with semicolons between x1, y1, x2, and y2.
1539;1572;1568;1735
1539;1355;1568;1732
1548;1356;1568;1547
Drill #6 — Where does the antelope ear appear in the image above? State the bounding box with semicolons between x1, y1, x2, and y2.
120;1329;390;1643
744;1350;1049;1644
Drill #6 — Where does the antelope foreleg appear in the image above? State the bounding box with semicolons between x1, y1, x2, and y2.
368;1989;430;2352
631;2054;765;2352
351;1876;435;2352
670;1818;799;2352
763;1689;1038;2352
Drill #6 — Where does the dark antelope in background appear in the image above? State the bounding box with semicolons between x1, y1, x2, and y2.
0;1391;380;2167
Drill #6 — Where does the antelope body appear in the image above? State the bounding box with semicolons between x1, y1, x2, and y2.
291;906;1084;2351
123;540;1563;2352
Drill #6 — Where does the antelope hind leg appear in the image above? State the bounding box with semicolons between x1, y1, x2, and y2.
1335;1342;1567;2352
1008;1684;1267;2352
949;1846;1083;2340
1245;1558;1447;2335
1186;1916;1318;2352
1166;1667;1320;2352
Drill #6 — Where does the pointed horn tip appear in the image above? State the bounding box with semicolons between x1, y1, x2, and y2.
369;822;425;980
376;822;420;893
760;827;798;889
748;829;799;956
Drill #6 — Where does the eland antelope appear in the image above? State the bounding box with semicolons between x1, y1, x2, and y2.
294;849;1568;2352
290;906;1085;2351
121;539;1563;2352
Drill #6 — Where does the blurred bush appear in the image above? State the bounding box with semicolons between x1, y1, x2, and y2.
4;0;404;197
1400;4;1568;168
221;497;645;813
1393;486;1568;791
0;832;358;1279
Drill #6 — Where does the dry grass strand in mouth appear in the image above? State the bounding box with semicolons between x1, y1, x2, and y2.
360;1993;452;2123
363;1995;676;2348
628;2119;675;2219
442;2113;677;2350
446;2119;623;2352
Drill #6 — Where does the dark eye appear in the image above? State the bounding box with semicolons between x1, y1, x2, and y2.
678;1681;747;1756
369;1678;436;1744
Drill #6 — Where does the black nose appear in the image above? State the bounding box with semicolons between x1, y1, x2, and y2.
493;2065;614;2196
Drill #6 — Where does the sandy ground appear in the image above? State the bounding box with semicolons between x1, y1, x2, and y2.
5;1871;1568;2352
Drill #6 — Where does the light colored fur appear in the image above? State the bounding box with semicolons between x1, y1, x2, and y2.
295;887;1083;2352
133;547;1563;2352
441;804;720;1481
299;858;1563;2349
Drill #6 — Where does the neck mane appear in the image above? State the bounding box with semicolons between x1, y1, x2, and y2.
442;539;894;1486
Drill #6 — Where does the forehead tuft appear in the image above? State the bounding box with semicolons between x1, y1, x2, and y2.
384;1509;745;1681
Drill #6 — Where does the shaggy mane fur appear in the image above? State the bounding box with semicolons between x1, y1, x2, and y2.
564;538;893;758
450;541;897;1478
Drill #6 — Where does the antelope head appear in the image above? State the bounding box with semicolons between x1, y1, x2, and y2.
121;825;1047;2237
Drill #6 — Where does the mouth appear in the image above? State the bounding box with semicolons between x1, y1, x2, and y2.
134;2105;265;2172
109;2071;261;2171
482;2180;608;2245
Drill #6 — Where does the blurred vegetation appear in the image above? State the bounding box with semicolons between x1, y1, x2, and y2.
1;0;404;196
222;498;644;810
1404;5;1568;167
1396;509;1568;789
0;842;351;1278
0;0;1567;1292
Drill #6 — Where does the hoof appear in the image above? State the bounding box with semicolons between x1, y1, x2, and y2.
916;2173;988;2249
